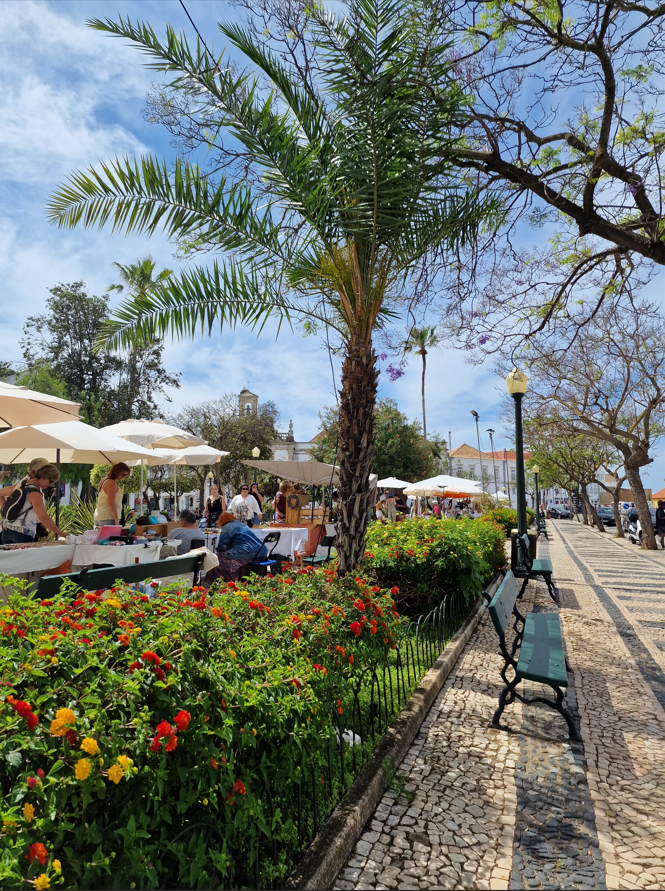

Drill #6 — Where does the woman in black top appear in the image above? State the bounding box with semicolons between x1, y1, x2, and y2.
656;500;665;549
204;484;226;528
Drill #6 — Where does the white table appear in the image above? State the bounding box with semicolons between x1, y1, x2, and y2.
70;541;162;571
0;543;75;576
251;526;309;560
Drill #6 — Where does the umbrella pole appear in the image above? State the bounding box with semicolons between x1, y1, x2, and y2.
55;448;60;529
174;464;178;520
140;461;144;516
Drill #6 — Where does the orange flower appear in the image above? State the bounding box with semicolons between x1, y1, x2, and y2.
165;734;178;752
210;607;223;618
174;710;191;731
118;634;130;646
209;758;217;769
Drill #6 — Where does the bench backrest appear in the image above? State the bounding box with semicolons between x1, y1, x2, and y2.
36;553;205;600
488;570;519;638
518;533;533;571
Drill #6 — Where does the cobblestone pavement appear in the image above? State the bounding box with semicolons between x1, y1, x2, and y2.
332;522;665;891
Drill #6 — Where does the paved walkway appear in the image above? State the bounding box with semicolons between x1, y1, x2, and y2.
333;522;665;891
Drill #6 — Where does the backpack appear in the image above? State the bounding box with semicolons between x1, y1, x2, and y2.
1;480;33;524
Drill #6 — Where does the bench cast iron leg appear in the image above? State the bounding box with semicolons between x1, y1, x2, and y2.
517;576;529;599
553;685;580;741
543;574;557;603
491;674;520;732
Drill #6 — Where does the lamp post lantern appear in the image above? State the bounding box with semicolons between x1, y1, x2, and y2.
470;410;485;493
251;446;260;484
506;368;529;563
487;428;498;500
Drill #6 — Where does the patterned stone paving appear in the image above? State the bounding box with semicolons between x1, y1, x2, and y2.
332;521;665;891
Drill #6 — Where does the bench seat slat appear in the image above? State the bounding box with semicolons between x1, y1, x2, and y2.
531;558;552;574
516;612;567;687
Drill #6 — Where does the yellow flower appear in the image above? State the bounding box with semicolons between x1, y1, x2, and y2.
75;758;91;781
107;764;123;784
229;650;236;659
203;798;208;805
2;819;17;834
53;860;62;872
51;656;58;665
116;755;131;771
105;598;121;608
80;737;100;756
23;802;35;822
34;875;50;890
132;767;138;775
99;758;104;767
50;707;76;737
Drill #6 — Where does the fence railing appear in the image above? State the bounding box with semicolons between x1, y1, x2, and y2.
216;590;470;889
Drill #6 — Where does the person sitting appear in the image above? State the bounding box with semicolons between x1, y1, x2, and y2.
93;463;130;527
228;485;262;526
166;509;203;555
206;511;267;583
274;481;290;523
1;463;64;543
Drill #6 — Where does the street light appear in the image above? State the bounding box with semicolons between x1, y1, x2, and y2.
506;368;528;558
487;428;498;500
470;410;485;493
251;446;260;484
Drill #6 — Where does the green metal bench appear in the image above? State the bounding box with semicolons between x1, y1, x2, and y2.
514;532;556;602
536;512;548;538
487;570;579;740
36;552;206;600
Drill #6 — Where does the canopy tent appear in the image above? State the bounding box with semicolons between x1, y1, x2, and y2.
165;445;229;466
99;419;206;515
0;381;80;428
417;474;482;498
241;459;378;504
489;491;509;502
0;421;156;525
376;476;412;489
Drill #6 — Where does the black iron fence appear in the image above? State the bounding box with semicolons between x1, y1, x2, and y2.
212;590;470;889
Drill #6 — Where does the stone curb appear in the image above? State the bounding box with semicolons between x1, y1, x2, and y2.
286;576;502;891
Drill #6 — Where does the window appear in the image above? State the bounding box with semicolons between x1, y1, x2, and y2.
510;469;516;481
468;465;476;477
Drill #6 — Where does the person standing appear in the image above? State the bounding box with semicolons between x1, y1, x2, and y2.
94;463;130;527
250;483;264;527
1;464;64;543
385;492;397;523
204;484;226;528
228;485;262;526
656;500;665;549
274;481;290;523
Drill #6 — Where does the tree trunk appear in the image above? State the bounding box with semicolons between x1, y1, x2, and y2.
337;340;378;575
581;486;604;532
624;465;657;549
612;488;624;537
421;351;427;441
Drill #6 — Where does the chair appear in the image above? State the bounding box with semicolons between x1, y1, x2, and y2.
189;539;205;585
299;534;336;568
250;531;281;576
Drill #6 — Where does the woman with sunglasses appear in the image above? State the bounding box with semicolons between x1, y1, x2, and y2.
228;484;262;527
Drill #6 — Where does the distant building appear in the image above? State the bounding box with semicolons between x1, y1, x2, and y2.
449;444;531;505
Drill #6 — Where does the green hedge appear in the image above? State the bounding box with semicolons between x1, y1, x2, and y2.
364;517;507;614
0;570;403;890
477;507;536;538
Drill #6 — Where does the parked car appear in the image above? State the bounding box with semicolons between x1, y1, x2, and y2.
597;505;616;526
548;506;570;519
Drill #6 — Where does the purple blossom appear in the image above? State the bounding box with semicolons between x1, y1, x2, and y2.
385;363;405;382
478;335;489;346
379;352;388;362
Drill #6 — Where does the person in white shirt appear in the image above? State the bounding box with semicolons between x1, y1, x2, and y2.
228;485;262;526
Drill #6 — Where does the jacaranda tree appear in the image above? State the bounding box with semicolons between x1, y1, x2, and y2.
47;0;493;572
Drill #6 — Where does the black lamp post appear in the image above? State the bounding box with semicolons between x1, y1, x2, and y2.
533;464;540;524
487;428;498;499
506;368;528;567
470;410;485;493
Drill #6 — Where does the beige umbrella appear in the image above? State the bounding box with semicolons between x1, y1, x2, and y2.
241;459;339;487
146;446;230;518
0;381;80;427
0;420;156;524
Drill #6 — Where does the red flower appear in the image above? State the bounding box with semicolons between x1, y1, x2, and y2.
348;654;354;664
26;713;39;731
37;768;45;779
118;634;130;646
353;599;366;611
371;586;380;593
165;733;178;752
220;699;227;712
27;776;40;788
154;667;165;681
155;720;172;739
390;586;399;595
27;842;48;866
142;651;161;665
232;778;246;795
349;622;362;638
174;710;191;731
128;661;143;673
210;758;218;769
40;600;54;606
150;736;161;752
292;628;302;640
65;729;77;745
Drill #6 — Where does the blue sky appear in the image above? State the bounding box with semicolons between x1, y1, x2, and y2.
1;0;664;491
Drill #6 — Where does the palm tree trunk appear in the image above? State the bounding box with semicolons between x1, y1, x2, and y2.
421;351;427;440
336;340;379;575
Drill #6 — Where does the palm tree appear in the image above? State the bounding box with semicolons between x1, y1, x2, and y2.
403;326;439;440
107;257;173;300
47;1;494;572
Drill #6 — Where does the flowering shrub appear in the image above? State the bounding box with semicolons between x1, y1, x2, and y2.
0;569;403;889
478;507;536;538
364;517;506;613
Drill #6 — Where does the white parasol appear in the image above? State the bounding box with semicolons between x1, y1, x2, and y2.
0;381;80;427
402;484;445;497
376;476;412;489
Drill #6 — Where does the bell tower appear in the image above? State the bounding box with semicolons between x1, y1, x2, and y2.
238;388;258;417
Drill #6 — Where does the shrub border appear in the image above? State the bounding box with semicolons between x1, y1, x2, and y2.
286;574;503;890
